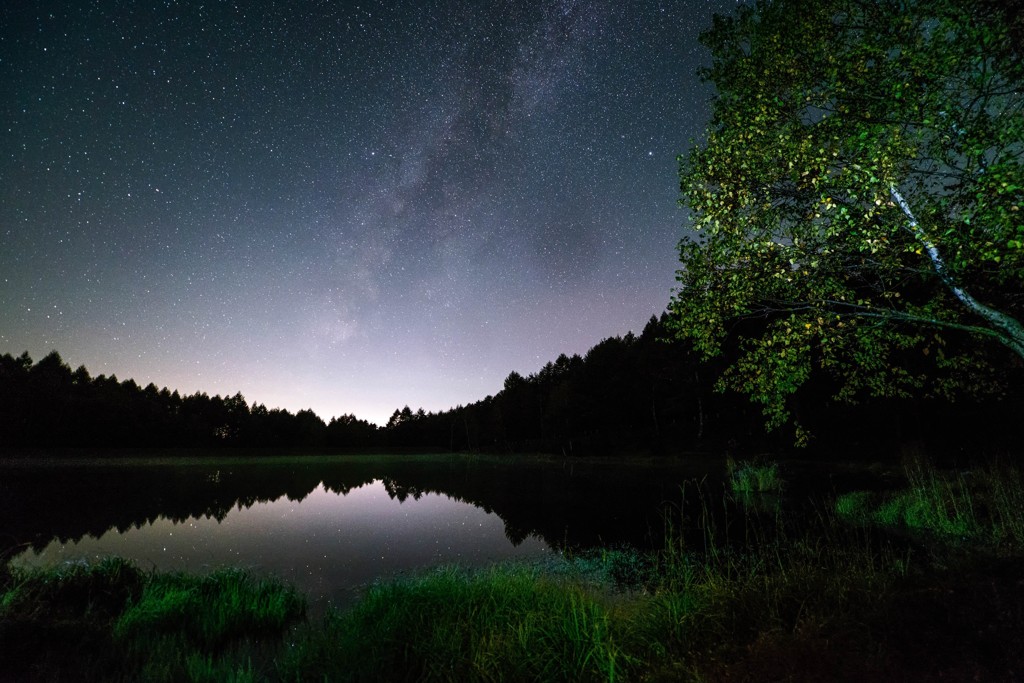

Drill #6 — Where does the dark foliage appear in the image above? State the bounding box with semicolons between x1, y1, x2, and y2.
379;314;1023;458
381;314;766;455
0;350;376;450
2;315;1019;456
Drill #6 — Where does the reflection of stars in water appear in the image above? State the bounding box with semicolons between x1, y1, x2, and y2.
12;481;550;609
2;0;737;425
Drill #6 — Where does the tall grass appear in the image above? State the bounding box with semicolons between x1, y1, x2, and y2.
115;568;305;648
280;565;633;682
641;478;908;679
973;462;1024;549
726;457;783;494
0;557;144;681
0;560;303;683
834;458;1024;551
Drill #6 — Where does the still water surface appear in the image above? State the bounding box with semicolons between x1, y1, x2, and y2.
12;479;550;608
2;454;724;608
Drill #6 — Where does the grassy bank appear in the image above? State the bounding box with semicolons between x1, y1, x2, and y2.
4;459;1024;682
0;558;305;682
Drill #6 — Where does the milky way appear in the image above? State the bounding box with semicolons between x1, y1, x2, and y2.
1;0;740;425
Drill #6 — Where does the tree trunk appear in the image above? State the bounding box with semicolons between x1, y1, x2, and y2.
891;185;1024;360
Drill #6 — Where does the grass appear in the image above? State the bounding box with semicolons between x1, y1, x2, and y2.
726;457;783;495
0;559;304;682
280;565;632;682
835;458;1024;550
115;568;304;648
3;458;1024;681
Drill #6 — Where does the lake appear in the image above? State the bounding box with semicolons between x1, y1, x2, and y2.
2;453;748;609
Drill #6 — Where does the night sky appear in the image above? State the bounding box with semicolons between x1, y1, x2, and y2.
2;0;738;426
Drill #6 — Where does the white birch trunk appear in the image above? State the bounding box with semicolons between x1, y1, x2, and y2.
890;185;1024;360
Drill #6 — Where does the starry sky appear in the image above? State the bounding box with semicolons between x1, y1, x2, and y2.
2;0;738;426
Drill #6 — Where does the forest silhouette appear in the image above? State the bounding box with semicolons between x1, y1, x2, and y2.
2;314;1019;458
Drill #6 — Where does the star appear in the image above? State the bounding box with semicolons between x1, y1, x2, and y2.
0;0;739;425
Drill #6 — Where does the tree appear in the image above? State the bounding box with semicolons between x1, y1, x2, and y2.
386;406;415;430
669;0;1024;439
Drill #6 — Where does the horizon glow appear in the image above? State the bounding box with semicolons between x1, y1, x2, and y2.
0;1;737;425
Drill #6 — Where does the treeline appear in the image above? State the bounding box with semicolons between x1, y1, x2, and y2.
383;314;766;455
0;351;377;449
0;315;751;453
378;314;1022;457
2;314;1019;456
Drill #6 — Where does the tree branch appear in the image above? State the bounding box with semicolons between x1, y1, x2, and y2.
889;185;1024;359
753;298;1010;341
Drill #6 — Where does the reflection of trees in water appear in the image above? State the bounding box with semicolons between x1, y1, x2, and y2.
330;460;687;551
2;464;338;557
380;477;424;502
1;458;693;560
